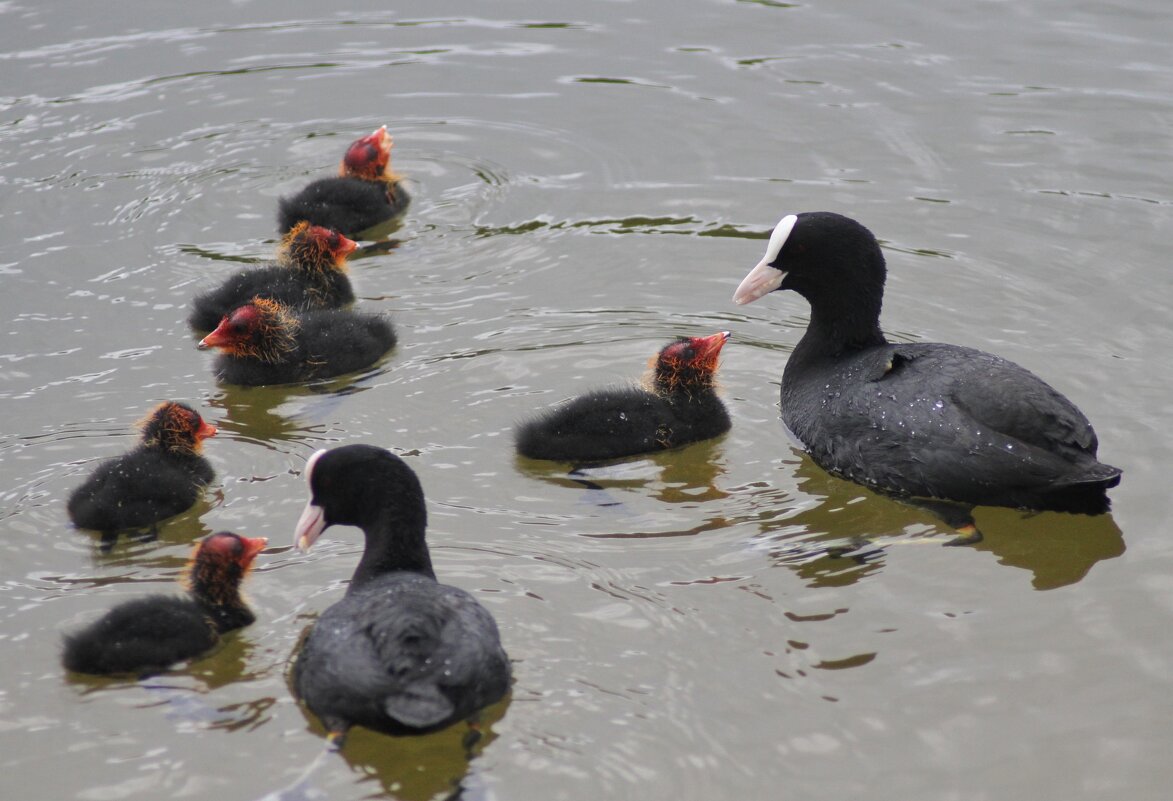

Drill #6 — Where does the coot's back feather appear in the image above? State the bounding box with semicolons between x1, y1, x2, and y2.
787;342;1119;512
67;447;214;532
278;177;410;237
188;262;355;333
62;596;218;675
293;572;509;735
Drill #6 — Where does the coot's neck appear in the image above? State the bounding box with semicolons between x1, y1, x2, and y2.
655;370;716;400
200;600;256;633
350;506;436;590
191;569;254;633
788;262;888;369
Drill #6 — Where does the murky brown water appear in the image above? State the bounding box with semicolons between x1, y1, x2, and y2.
2;2;1171;799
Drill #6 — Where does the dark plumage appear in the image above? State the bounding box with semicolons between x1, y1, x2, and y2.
196;297;396;386
733;211;1121;538
188;222;357;332
515;331;732;462
67;402;217;536
291;445;511;744
277;125;411;237
62;532;266;676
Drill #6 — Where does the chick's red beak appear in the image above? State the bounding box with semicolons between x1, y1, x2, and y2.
692;331;731;362
196;419;218;440
335;234;358;257
239;536;268;565
366;125;392;159
198;320;231;350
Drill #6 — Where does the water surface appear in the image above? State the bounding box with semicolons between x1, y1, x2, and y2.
2;2;1171;799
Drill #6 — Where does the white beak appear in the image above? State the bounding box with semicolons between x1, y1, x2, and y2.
732;213;797;305
732;259;786;305
293;499;327;553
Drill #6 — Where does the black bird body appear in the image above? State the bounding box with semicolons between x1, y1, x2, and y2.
68;447;214;532
278;176;410;238
198;299;396;387
291;445;511;742
188;223;357;332
515;331;731;463
293;572;509;736
782;340;1118;513
67;402;217;535
62;532;265;676
515;386;730;463
62;596;220;676
277;125;410;237
734;211;1121;517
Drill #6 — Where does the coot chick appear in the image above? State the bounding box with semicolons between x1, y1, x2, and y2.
188;222;358;332
67;402;217;538
277;125;411;237
62;531;266;676
515;331;732;463
291;445;511;746
197;297;396;386
733;211;1121;542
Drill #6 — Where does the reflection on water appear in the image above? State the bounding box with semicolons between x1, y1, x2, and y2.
515;437;734;539
270;689;511;801
83;495;220;558
751;453;1125;590
970;506;1125;591
517;437;728;503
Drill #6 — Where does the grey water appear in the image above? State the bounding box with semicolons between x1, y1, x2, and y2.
1;1;1171;799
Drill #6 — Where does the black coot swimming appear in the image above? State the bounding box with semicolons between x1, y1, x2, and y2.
196;297;396;386
277;125;411;237
515;331;732;463
62;532;266;676
67;401;217;540
291;444;511;747
188;222;357;332
733;211;1121;543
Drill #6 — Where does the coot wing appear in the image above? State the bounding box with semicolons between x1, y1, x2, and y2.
298;574;507;732
881;344;1099;456
854;343;1115;504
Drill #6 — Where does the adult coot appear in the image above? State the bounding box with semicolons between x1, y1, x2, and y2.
67;402;217;540
62;532;266;676
277;125;410;237
515;331;732;463
733;211;1121;543
196;297;396;386
291;445;511;747
188;222;357;332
